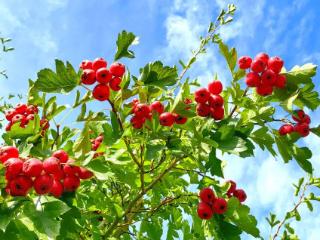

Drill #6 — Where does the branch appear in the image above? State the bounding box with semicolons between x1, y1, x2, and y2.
228;87;249;118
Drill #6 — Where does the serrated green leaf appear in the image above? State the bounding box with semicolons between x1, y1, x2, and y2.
114;31;137;61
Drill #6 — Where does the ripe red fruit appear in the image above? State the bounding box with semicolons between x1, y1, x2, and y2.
233;189;247;202
212;198;228;214
40;118;50;130
92;57;107;71
130;115;145;129
50;180;64;198
302;115;311;124
292;110;306;122
199;188;215;204
255;52;269;65
8;175;33;196
63;163;79;176
5;122;13;132
81;69;96;85
208;80;223;95
238;56;252;69
12;114;26;125
15;103;28;114
275;74;286;89
26;105;38;114
109;77;122;91
43;157;61;174
0;146;19;164
251;59;266;73
79;60;92;70
94;136;104;146
261;69;276;86
196;103;211;117
159;112;175;127
63;175;81;192
208;94;224;108
52;169;65;181
194;88;210;104
5;158;24;177
96;68;113;84
211;107;224;120
175;115;187;124
227;180;237;196
52;150;69;164
26;114;35;122
150;101;164;115
267;56;284;74
109;62;126;77
5;109;17;121
245;72;260;87
134;103;151;118
78;167;94;179
92;84;110;101
295;123;310;137
22;158;43;177
279;124;294;136
197;202;213;220
34;174;54;195
256;84;273;96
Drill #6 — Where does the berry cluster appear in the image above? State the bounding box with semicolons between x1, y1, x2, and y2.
279;110;311;137
80;58;126;101
0;146;93;197
226;180;247;202
194;80;224;120
130;99;188;129
238;53;286;96
4;103;49;133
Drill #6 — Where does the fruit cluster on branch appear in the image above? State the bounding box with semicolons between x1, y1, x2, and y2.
279;110;311;137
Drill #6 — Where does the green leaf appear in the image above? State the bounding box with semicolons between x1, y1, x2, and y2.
285;63;317;84
292;146;313;174
206;148;224;177
27;80;42;106
139;61;178;88
218;41;237;73
34;60;79;93
114;31;137;61
311;125;320;137
250;127;276;156
73;123;91;156
5;115;40;139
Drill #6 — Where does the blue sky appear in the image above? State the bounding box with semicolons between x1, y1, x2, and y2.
1;0;320;239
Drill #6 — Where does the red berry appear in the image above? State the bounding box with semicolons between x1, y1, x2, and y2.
5;109;17;121
279;124;294;135
256;84;273;96
212;198;228;214
208;80;223;95
208;94;224;108
26;114;35;122
251;59;266;73
34;174;54;195
134;103;151;118
92;84;110;101
0;146;19;164
238;56;252;69
226;180;237;196
94;136;104;146
52;169;65;181
150;101;165;115
5;158;24;177
50;180;64;198
109;77;122;91
43;157;61;174
175;114;187;124
130;115;145;129
233;189;247;202
197;202;213;220
96;68;113;84
255;52;269;65
261;69;276;86
194;88;210;104
275;74;286;89
292;110;307;123
211;107;224;120
8;175;33;196
245;72;260;87
92;58;107;71
15;103;27;114
196;103;211;117
52;150;69;164
109;62;126;77
5;122;13;132
12;114;26;126
81;69;96;85
26;105;38;115
159;112;175;127
302;115;311;124
63;163;79;176
199;188;215;204
22;158;43;177
294;123;310;137
268;56;284;74
63;175;80;192
79;60;92;70
40;118;50;130
78;167;94;179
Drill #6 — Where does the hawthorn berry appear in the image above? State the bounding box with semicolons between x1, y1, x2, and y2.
261;69;276;86
79;60;93;70
233;189;247;202
81;69;96;85
53;169;65;181
208;80;223;95
196;103;211;117
0;146;19;164
211;107;224;120
15;103;28;114
256;84;273;96
238;56;252;69
227;180;237;196
50;180;64;198
26;114;35;122
255;52;269;65
199;188;215;204
109;77;122;91
275;74;286;89
134;103;151;118
197;202;213;220
150;101;164;115
5;122;13;132
159;112;175;127
92;84;110;101
26;105;38;114
43;157;61;174
40;118;50;130
12;114;26;126
22;158;43;177
34;174;54;195
109;62;126;77
194;88;210;104
96;68;113;84
78;167;94;179
268;56;284;74
52;150;69;164
5;158;24;177
251;59;266;73
5;109;17;121
64;175;81;192
92;57;107;71
245;72;260;87
292;110;306;122
208;94;224;108
175;114;187;124
63;163;79;176
8;175;33;196
212;198;228;214
130;115;145;129
279;124;294;135
295;123;310;137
